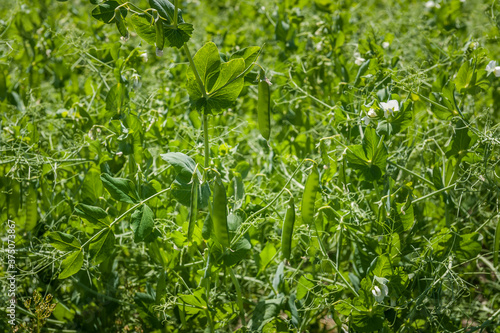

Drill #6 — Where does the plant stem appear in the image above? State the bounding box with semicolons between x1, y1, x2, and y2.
173;0;179;27
203;114;210;169
229;267;246;328
183;44;207;98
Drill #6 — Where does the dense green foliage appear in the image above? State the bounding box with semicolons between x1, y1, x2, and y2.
1;0;500;332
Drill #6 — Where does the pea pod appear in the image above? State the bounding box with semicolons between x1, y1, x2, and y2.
25;182;38;231
257;69;271;140
281;195;295;260
187;172;199;242
154;14;165;57
212;175;230;248
301;164;319;224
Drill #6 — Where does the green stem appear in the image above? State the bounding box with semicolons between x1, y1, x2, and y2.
203;113;210;169
412;184;456;204
388;160;434;187
229;267;246;328
173;0;179;27
183;44;206;98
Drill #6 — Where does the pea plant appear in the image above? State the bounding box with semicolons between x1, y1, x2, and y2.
2;0;500;332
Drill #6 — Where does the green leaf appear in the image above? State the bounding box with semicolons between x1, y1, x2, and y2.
345;128;387;181
149;0;184;24
178;288;207;316
92;1;126;23
447;119;471;157
431;228;482;261
395;200;414;231
454;61;473;92
209;58;245;94
251;298;283;331
230;46;261;70
161;152;200;182
351;306;385;332
191;58;245;114
223;212;251;266
160;152;210;207
59;250;84;279
354;59;370;86
164;23;193;49
48;232;81;252
454;232;482;261
156;271;167;303
75;203;109;228
105;83;128;115
89;228;115;264
186;42;221;103
81;167;103;204
100;173;138;204
130;14;156;45
259;242;277;272
297;274;314;300
130;204;155;242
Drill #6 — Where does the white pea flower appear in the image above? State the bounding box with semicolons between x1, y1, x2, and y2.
362;108;377;125
354;52;365;66
372;283;389;303
380;100;400;118
140;52;148;62
486;60;497;76
495;67;500;77
425;1;436;8
382;42;390;49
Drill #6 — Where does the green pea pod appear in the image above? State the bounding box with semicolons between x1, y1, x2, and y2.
257;69;271;140
155;15;165;57
281;195;295;260
301;164;319;224
114;8;129;40
212;175;230;248
187;172;199;242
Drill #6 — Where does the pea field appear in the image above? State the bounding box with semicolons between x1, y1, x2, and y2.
1;0;500;332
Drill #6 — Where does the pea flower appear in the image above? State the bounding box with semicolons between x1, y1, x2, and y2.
372;277;389;303
380;100;399;118
361;108;377;125
354;52;366;66
486;60;500;77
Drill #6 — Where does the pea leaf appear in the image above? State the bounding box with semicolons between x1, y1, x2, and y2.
178;288;207;316
48;232;81;252
149;0;184;24
186;42;221;102
251;297;283;331
230;46;261;70
89;228;115;264
345;127;387;181
92;1;126;23
446;119;471;157
431;228;482;261
454;61;473;92
130;13;156;45
59;250;84;279
130;204;155;243
160;152;210;207
296;274;314;300
101;173;138;204
75;203;110;228
164;23;194;49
